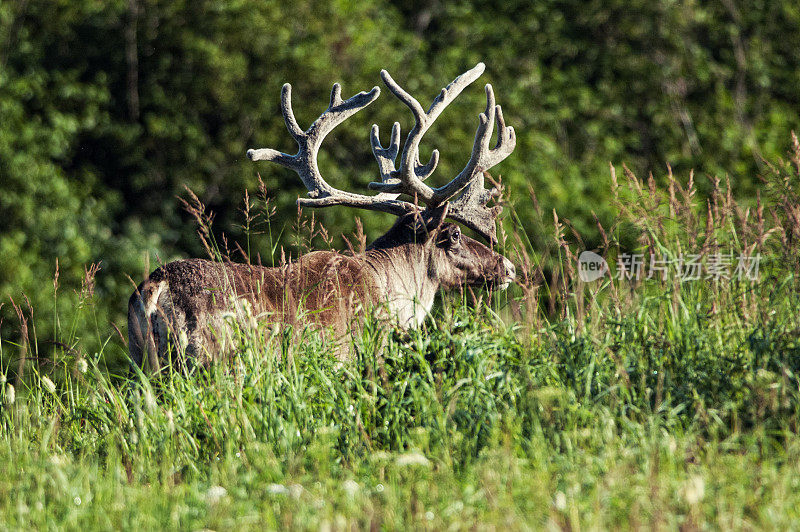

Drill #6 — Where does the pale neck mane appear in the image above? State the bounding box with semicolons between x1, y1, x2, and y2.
363;244;439;328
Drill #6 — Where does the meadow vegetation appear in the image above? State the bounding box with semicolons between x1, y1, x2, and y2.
3;2;800;527
2;138;800;528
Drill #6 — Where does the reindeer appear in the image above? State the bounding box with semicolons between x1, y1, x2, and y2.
128;63;517;370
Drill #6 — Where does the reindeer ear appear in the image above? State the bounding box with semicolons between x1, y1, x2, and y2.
423;204;449;234
410;204;449;241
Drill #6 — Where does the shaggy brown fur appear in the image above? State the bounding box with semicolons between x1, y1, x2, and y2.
128;210;515;370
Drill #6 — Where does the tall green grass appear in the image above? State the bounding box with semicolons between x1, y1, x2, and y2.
3;137;800;528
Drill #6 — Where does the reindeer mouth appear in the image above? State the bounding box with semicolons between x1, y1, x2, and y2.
474;259;515;291
474;275;513;291
495;258;516;290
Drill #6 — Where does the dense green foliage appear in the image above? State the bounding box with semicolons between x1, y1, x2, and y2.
3;1;800;527
2;0;800;342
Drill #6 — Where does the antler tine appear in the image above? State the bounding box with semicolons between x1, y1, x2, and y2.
369;122;404;202
248;81;416;217
368;63;486;201
280;83;304;143
429;83;516;205
370;122;400;185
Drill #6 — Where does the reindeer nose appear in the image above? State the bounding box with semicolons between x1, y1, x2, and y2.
503;258;516;280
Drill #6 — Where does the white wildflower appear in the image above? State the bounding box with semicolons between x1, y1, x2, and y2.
289;484;303;499
375;483;385;493
683;475;705;505
395;452;430;468
342;479;359;497
41;376;56;394
267;483;289;495
205;485;227;504
76;359;88;374
73;496;81;506
425;511;434;521
5;384;14;405
554;491;567;511
667;436;677;454
444;500;464;517
369;451;391;463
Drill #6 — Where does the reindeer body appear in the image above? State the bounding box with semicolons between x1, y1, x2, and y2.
128;63;518;371
128;254;379;368
128;216;515;369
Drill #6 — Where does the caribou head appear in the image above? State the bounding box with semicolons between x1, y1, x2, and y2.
128;63;517;370
368;206;516;292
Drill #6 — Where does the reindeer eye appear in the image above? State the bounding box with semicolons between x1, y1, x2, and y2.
450;229;461;245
